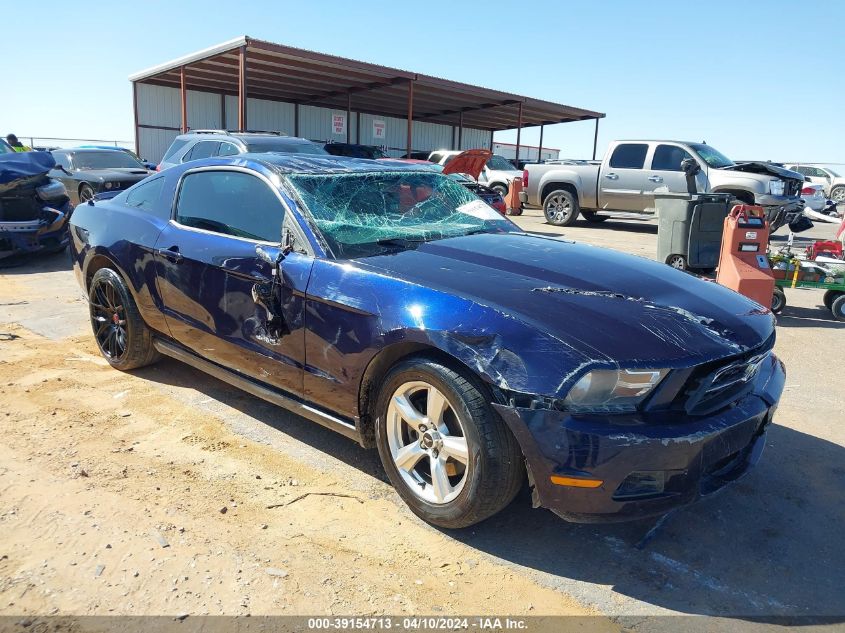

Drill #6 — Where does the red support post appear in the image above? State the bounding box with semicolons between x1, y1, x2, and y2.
457;110;463;150
406;80;414;157
537;124;544;163
238;45;248;131
347;92;352;143
515;101;523;166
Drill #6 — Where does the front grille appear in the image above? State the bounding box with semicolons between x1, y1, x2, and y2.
678;335;775;416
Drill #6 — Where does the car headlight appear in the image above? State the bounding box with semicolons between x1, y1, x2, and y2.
769;180;785;196
563;368;669;413
104;182;113;190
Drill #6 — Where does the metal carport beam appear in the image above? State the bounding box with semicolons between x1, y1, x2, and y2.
238;45;248;131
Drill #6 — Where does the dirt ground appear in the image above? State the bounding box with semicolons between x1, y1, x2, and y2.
1;209;843;630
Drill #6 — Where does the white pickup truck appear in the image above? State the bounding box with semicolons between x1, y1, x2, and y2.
520;140;805;231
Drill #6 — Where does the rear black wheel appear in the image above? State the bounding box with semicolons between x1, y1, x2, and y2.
88;268;159;370
771;287;786;314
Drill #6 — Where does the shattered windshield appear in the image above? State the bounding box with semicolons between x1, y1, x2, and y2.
689;144;735;169
286;170;516;258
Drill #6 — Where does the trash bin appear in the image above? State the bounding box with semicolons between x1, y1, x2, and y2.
655;191;733;271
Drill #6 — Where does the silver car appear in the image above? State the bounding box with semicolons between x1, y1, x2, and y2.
785;164;845;203
157;130;329;171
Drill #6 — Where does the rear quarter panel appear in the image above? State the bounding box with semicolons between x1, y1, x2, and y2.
69;196;171;336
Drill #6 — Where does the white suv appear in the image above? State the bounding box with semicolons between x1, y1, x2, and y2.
157;130;328;171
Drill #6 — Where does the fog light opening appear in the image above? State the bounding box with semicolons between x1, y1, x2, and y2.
549;475;604;488
614;471;666;499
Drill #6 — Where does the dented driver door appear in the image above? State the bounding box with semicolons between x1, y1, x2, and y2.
155;168;311;397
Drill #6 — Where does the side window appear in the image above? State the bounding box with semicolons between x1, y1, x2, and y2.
793;166;809;176
809;167;827;178
182;141;219;163
124;177;166;218
429;152;443;164
175;171;285;242
161;138;189;162
218;142;241;157
651;145;694;171
609;144;648;169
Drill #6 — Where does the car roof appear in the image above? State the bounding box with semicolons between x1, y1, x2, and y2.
193;153;439;176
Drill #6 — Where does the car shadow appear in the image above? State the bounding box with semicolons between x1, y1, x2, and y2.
777;305;845;329
134;356;843;621
0;247;72;273
133;357;386;479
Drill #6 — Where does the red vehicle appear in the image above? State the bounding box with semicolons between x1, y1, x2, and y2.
380;150;507;215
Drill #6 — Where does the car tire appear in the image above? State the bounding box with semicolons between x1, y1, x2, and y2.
79;184;95;203
582;211;608;223
374;356;524;529
771;287;786;314
830;186;845;204
666;254;687;271
823;290;841;311
88;268;159;371
543;189;580;226
831;294;845;322
491;184;509;198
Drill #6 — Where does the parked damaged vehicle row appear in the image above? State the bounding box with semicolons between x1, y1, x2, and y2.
0;150;73;261
69;154;785;527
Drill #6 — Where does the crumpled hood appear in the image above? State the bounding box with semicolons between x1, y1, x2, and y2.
724;162;803;183
0;151;54;193
355;233;774;367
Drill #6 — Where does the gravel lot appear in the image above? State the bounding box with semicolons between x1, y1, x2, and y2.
1;208;842;631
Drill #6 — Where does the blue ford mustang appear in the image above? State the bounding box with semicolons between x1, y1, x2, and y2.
69;154;785;528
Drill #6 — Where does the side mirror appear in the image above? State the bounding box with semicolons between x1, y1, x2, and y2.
680;157;701;177
255;244;285;266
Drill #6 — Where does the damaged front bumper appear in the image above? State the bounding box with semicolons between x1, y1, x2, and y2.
755;196;804;230
494;353;786;523
0;202;73;260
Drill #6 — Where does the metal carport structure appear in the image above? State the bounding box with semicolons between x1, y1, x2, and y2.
129;36;604;163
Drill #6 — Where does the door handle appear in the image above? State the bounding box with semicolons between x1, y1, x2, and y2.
648;175;663;183
155;245;183;263
605;173;619;180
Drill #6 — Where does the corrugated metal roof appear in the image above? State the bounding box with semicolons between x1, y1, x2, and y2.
129;36;604;132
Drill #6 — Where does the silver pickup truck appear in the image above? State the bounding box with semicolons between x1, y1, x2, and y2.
520;140;805;231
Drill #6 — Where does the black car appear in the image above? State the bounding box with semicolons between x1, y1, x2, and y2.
50;149;152;205
324;143;388;159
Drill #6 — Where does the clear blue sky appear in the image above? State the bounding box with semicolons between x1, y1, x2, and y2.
2;0;842;163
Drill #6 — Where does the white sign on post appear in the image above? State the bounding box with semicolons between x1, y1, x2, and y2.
373;119;386;140
332;114;346;136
